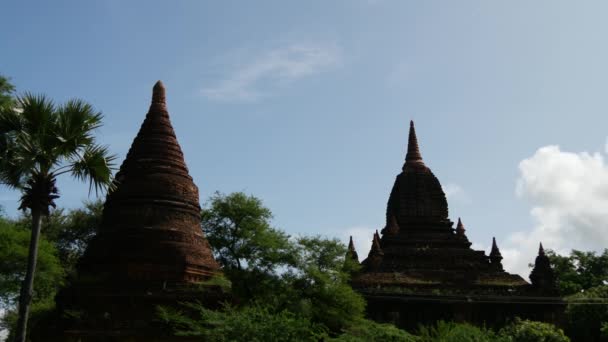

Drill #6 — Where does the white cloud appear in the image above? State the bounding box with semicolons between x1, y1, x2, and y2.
202;43;341;101
443;183;471;204
503;144;608;278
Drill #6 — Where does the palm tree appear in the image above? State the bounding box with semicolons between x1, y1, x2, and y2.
0;93;116;342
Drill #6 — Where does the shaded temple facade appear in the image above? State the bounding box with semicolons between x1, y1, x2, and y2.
351;121;563;329
51;82;222;341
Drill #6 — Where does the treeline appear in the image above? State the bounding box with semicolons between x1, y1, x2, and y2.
3;192;607;341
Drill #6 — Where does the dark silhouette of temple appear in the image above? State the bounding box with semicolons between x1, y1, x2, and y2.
50;82;221;341
350;121;563;329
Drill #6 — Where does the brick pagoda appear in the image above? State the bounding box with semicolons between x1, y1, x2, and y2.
53;82;221;341
351;121;563;329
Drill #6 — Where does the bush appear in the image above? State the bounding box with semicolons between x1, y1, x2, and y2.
417;321;495;342
159;302;325;342
565;285;608;341
330;319;418;341
498;318;569;342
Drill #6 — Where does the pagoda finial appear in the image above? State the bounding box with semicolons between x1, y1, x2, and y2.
489;237;504;271
456;217;466;236
406;120;423;161
403;120;428;172
348;236;356;251
539;242;545;256
152;80;166;106
490;237;501;256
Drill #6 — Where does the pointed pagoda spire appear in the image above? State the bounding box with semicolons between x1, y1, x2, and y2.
538;242;545;257
403;120;429;172
406;120;423;161
489;237;504;271
346;236;359;263
456;217;466;236
369;230;383;256
490;237;502;258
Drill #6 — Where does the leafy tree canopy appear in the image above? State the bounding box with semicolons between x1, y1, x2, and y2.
546;249;608;296
0;218;63;308
200;192;365;335
14;200;103;273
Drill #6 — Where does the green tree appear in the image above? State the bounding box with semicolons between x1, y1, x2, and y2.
0;218;63;308
14;200;103;275
565;285;608;342
199;192;366;335
284;236;365;332
0;94;116;342
201;192;295;300
0;75;15;109
546;249;608;296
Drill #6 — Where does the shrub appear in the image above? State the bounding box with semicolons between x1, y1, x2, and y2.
565;285;608;341
330;319;418;341
498;318;569;342
417;321;495;342
158;302;324;342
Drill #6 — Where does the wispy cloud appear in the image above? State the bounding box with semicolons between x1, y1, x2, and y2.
202;43;342;101
443;183;471;204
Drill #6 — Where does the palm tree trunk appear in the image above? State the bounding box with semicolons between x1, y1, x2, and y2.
15;208;43;342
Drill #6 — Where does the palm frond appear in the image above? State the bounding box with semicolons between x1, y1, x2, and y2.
0;107;24;134
17;93;56;135
69;144;117;196
55;99;103;157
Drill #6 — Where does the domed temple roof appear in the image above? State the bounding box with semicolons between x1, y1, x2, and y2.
387;120;448;225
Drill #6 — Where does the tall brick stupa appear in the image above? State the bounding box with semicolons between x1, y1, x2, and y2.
52;82;221;341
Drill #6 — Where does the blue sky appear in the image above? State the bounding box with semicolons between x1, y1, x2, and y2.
2;0;608;277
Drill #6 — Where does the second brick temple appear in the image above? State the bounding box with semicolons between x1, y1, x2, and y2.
349;121;563;328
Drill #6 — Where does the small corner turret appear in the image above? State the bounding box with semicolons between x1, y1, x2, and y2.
529;242;557;295
489;237;504;271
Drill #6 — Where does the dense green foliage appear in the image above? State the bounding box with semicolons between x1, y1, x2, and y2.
329;319;418;341
200;192;365;335
415;320;569;342
546;249;608;296
159;303;324;342
0;191;588;341
14;200;103;274
498;318;570;342
0;218;63;308
417;321;496;342
565;285;608;342
201;192;296;301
